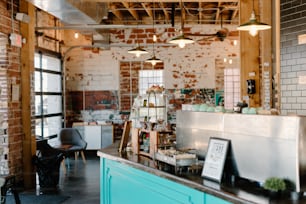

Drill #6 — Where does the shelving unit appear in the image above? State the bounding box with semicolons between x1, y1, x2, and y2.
131;128;175;158
130;92;167;129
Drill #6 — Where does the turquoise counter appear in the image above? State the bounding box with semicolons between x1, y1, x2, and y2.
97;143;306;204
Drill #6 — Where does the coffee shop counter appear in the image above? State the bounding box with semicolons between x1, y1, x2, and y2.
97;143;306;204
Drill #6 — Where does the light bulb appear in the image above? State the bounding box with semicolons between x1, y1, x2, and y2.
151;61;157;66
136;52;140;58
249;26;258;36
224;58;227;63
178;41;185;48
153;34;157;42
74;32;79;39
229;59;233;64
233;40;237;46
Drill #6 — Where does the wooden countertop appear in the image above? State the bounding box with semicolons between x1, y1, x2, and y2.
97;142;306;204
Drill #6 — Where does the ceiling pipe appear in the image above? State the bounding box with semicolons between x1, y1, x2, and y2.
36;24;173;31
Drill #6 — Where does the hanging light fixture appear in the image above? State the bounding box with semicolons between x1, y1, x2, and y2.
145;2;162;66
128;45;148;58
128;24;148;57
237;0;271;36
169;0;194;48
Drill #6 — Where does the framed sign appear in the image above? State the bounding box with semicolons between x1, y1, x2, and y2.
201;137;230;182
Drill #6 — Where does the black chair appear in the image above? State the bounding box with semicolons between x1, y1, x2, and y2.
57;128;87;173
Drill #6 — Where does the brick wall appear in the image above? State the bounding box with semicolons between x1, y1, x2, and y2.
280;0;306;115
0;0;23;181
64;24;239;119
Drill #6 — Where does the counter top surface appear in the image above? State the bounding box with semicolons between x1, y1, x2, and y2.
97;143;306;204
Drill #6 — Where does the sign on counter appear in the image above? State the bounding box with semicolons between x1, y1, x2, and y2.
201;137;230;182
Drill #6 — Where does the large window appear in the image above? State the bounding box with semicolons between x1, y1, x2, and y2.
139;70;164;95
224;68;240;109
35;52;63;138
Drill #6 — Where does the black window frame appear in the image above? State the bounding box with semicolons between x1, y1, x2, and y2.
34;49;63;139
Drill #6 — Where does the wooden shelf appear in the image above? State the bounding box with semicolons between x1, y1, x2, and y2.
131;128;175;158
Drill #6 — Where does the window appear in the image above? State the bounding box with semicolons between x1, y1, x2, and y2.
139;70;164;95
35;52;63;138
224;68;240;109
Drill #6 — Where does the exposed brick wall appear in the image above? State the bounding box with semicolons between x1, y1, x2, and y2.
0;0;23;182
64;24;239;123
280;0;306;115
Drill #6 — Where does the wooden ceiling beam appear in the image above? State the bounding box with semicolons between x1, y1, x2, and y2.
160;2;170;22
122;2;139;20
142;3;153;19
215;2;221;24
109;4;123;21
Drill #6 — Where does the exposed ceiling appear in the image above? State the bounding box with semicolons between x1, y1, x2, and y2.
27;0;239;46
28;0;239;27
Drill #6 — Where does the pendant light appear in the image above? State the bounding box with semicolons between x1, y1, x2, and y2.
145;2;162;66
169;0;194;48
128;24;148;57
237;0;271;36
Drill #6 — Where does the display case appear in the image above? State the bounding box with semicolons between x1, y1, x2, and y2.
130;92;167;129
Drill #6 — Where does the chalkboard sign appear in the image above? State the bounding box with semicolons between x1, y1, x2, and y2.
201;137;230;182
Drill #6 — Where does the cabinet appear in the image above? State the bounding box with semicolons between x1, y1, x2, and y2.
100;158;231;204
130;92;167;129
73;124;114;150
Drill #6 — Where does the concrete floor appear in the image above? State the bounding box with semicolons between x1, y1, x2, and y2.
57;152;100;204
20;151;100;204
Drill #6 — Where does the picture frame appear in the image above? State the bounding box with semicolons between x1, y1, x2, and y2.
201;137;230;183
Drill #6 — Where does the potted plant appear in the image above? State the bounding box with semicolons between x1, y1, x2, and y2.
263;177;286;198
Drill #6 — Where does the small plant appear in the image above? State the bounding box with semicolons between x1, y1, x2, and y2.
263;177;286;192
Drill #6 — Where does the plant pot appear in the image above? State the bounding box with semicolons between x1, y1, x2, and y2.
269;190;281;199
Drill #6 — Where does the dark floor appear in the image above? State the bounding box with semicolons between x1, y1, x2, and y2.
11;151;100;204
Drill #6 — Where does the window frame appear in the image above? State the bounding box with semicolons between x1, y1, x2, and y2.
34;50;63;139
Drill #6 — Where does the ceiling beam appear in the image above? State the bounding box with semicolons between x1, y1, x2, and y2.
160;2;170;22
35;24;173;31
142;3;153;19
122;2;139;20
109;4;123;21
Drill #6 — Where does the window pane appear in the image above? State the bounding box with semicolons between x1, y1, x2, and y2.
42;73;61;92
35;95;62;115
34;53;41;68
35;119;43;137
45;116;62;138
139;70;164;95
224;68;240;109
35;71;41;92
42;55;61;72
35;96;42;115
44;95;62;115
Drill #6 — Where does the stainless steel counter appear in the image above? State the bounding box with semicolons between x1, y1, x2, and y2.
176;111;306;192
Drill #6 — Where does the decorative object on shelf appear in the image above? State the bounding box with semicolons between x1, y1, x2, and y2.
237;0;271;36
146;85;164;94
145;2;162;66
169;0;194;48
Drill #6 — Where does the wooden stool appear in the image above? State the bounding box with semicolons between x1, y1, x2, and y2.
0;175;20;204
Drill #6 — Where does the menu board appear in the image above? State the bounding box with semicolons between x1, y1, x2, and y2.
201;137;229;182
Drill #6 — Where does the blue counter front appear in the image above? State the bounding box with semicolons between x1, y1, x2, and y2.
100;158;229;204
97;143;306;204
